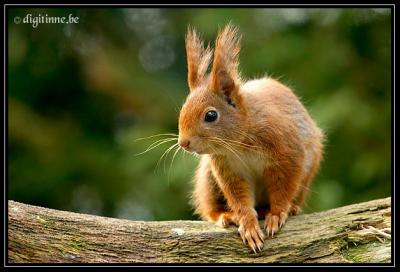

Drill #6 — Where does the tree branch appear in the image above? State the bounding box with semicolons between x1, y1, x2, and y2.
8;197;391;263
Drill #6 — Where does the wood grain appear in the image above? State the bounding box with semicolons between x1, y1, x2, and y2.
8;197;391;263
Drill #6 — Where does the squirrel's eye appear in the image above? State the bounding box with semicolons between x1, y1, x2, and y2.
204;110;218;122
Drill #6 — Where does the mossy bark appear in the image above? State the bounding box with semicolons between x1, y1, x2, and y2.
8;197;391;263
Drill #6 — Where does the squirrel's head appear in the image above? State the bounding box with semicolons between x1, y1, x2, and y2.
178;24;247;155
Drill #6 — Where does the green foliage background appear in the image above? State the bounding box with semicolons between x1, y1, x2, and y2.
8;8;391;220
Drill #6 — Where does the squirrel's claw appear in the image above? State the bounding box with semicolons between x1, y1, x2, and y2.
239;222;264;253
265;211;288;238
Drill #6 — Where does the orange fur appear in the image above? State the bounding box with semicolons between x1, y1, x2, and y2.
185;26;212;90
210;24;242;95
179;25;324;253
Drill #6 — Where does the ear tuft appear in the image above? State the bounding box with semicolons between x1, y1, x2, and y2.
210;23;242;96
185;26;212;91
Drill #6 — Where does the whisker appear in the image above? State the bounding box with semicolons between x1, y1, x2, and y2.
163;143;180;174
206;137;262;155
134;133;179;142
168;145;182;186
208;127;263;149
233;128;261;144
146;137;178;149
227;138;262;150
209;138;250;171
146;137;178;148
163;91;181;115
156;142;179;174
208;144;218;155
205;136;261;151
203;126;261;146
134;138;178;156
181;145;188;166
297;183;320;197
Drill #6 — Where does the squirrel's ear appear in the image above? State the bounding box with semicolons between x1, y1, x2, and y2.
210;24;241;97
185;26;212;91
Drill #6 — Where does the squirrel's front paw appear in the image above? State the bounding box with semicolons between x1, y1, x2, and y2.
264;211;288;238
238;217;264;253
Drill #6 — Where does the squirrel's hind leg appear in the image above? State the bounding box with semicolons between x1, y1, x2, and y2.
209;211;238;228
291;149;323;214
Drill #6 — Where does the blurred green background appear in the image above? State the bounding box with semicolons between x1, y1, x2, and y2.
7;8;391;220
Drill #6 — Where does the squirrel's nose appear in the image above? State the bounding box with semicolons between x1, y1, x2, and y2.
179;139;191;149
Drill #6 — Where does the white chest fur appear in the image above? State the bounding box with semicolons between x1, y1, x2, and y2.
226;150;270;205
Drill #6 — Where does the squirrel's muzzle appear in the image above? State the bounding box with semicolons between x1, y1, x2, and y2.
179;138;191;150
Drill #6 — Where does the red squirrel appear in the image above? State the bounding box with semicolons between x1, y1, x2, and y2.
178;24;324;253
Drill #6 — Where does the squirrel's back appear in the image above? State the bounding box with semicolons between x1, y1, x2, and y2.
241;77;323;144
240;76;323;182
